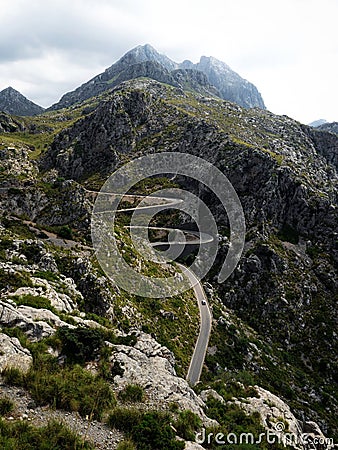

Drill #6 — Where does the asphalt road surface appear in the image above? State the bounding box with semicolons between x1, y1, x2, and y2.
177;263;212;386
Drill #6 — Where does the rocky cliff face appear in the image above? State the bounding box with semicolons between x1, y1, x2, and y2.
49;44;265;110
0;87;44;116
181;55;266;109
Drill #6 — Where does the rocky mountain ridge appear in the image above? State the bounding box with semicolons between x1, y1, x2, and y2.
316;121;338;136
49;44;265;110
180;55;265;109
0;86;45;116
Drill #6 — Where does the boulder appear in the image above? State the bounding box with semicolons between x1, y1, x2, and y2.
0;333;32;373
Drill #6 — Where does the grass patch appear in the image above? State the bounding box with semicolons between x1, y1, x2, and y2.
11;293;56;313
118;384;145;403
32;270;59;282
0;418;94;449
0;397;15;416
0;268;32;290
3;356;115;421
107;409;184;450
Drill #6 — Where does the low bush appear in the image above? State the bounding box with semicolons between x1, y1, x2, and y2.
107;407;143;433
26;363;115;420
32;270;59;282
0;418;94;449
116;440;137;450
118;384;145;403
132;411;185;450
56;326;105;364
2;367;25;386
174;409;201;441
0;397;14;416
57;225;73;240
3;356;115;421
11;293;56;312
107;409;184;450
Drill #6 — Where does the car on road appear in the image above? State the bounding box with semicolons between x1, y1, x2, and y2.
201;300;206;305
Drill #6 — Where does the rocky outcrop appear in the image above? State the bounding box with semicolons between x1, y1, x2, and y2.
0;145;38;185
301;124;338;169
8;279;79;313
184;443;204;450
0;333;32;373
0;178;91;229
232;386;333;450
0;299;73;340
0;112;26;132
0;87;44;116
111;331;217;427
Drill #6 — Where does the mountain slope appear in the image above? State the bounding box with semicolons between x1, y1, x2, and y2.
181;55;266;109
0;86;45;116
317;121;338;135
309;119;328;127
41;82;338;440
1;78;337;445
49;44;265;110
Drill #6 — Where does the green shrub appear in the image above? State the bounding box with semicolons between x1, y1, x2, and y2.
0;417;94;449
2;367;25;386
107;407;143;433
116;440;137;450
111;361;125;378
108;408;184;449
56;326;105;364
57;225;73;240
26;364;115;420
12;293;56;312
131;411;185;450
0;397;14;416
32;270;59;282
1;217;35;239
174;410;201;441
277;224;299;244
0;268;32;290
3;357;115;421
118;384;145;403
19;242;42;264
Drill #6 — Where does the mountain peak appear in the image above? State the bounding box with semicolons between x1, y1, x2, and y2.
308;119;328;127
0;86;44;116
2;86;20;95
49;45;265;110
199;55;231;71
116;44;178;72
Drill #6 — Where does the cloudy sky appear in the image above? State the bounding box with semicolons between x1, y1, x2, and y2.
0;0;337;124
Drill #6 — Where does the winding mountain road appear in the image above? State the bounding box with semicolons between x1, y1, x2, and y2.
108;192;213;385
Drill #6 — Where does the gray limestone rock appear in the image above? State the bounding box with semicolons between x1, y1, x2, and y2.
0;333;32;373
111;332;217;427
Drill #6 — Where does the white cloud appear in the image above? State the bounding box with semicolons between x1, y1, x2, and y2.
0;0;337;122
